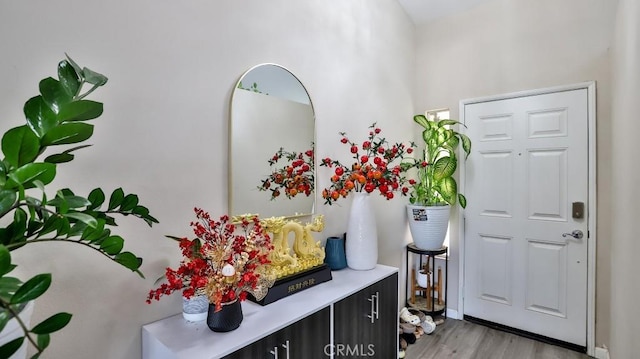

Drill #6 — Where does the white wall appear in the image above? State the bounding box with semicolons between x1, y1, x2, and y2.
413;0;617;348
610;0;640;357
0;1;415;358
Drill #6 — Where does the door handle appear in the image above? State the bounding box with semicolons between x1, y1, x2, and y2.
281;340;290;359
562;230;583;239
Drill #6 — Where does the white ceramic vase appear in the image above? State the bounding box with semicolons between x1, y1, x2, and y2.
346;192;377;270
407;204;450;250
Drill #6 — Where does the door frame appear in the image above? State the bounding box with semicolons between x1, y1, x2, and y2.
457;82;597;356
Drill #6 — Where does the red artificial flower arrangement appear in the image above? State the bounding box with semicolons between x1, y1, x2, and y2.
147;208;274;312
320;123;419;205
258;145;315;200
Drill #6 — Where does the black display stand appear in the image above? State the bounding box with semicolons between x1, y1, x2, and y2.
405;244;448;318
248;264;332;305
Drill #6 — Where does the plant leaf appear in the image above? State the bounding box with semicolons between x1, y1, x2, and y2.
432;156;457;181
0;337;24;358
0;190;17;217
5;163;56;189
120;194;138;211
39;77;72;114
100;235;124;255
1;125;40;168
63;212;97;228
414;114;431;130
0;245;11;276
458;193;467;209
58;59;81;97
438;177;457;206
115;251;141;271
11;273;51;304
108;188;124;210
44;153;74;164
459;133;472;158
82;67;108;86
57;100;103;122
87;188;105;210
30;312;72;334
24;96;57;138
41;122;94;146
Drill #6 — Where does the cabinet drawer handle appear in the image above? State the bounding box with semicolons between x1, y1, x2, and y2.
270;346;279;358
367;295;375;323
281;340;290;359
374;291;379;320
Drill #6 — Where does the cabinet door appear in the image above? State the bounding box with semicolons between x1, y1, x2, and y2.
224;306;330;359
333;273;398;358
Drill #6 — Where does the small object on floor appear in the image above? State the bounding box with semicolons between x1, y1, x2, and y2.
399;307;421;325
400;322;416;334
421;319;436;334
408;308;427;323
398;349;406;358
415;325;424;338
400;337;408;350
434;318;445;326
400;332;416;344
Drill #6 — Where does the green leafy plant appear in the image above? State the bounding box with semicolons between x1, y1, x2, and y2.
406;114;471;208
0;55;157;358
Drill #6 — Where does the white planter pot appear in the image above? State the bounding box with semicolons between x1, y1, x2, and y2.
406;204;450;250
0;301;34;359
183;295;209;322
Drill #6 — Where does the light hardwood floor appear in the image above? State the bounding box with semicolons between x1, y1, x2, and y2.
404;319;592;359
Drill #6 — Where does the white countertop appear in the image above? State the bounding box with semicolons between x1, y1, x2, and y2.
142;264;398;359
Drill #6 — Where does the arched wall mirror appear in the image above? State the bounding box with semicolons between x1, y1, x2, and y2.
229;64;315;219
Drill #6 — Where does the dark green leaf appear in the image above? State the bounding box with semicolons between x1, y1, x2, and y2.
41;122;93;146
24;96;57;138
80;218;105;241
11;273;51;304
36;333;50;353
82;67;108;86
132;205;149;217
87;188;105;210
115;252;141;271
39;77;72;113
64;212;97;228
0;337;24;358
100;235;124;255
58;59;81;97
44;153;74;164
57;100;103;122
0;190;17;217
120;194;138;211
0;277;22;302
458;193;467;208
63;55;83;82
0;310;10;333
30;312;72;334
38;216;64;238
436;119;462;128
108;188;124;210
5;163;56;189
0;245;11;276
1;125;40;168
48;195;90;209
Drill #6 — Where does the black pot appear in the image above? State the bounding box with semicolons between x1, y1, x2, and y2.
206;300;243;332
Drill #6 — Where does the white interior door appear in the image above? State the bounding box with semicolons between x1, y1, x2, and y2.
463;89;589;346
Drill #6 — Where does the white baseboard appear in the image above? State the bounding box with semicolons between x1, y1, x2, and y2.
446;308;459;319
594;346;610;359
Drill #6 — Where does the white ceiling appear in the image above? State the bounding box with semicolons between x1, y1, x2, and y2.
396;0;492;25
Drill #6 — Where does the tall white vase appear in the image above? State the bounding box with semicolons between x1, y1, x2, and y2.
346;192;377;270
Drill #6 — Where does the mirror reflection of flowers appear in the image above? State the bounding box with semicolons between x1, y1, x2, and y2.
146;208;274;312
258;144;315;200
320;123;417;205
